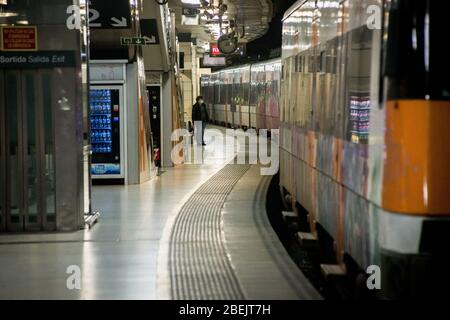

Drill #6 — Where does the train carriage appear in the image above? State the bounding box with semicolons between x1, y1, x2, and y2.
201;59;281;132
280;0;450;299
198;0;450;299
200;75;214;123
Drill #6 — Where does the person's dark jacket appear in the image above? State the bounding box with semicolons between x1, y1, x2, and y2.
192;102;209;122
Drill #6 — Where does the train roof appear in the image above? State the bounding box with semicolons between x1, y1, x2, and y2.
210;58;281;75
250;57;281;68
212;63;251;74
283;0;308;21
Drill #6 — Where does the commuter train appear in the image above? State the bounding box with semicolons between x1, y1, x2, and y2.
279;0;450;299
201;0;450;299
200;58;281;131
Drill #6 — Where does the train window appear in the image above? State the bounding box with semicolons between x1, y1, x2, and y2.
243;82;250;106
219;78;224;104
319;51;326;73
216;80;220;104
287;57;294;124
344;26;373;144
303;54;307;73
215;80;220;105
250;70;258;107
385;0;450;100
223;78;227;105
283;73;289;124
225;81;229;105
309;50;316;73
330;40;338;75
220;77;223;104
226;81;229;105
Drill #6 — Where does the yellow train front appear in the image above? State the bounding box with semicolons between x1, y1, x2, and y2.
279;0;450;299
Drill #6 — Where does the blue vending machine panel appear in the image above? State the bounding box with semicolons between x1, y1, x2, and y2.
90;88;122;176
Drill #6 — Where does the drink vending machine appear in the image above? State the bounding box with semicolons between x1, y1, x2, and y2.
89;86;125;181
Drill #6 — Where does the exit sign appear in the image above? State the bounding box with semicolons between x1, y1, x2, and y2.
120;36;157;46
1;26;38;51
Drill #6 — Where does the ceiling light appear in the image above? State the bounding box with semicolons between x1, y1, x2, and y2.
0;11;18;17
0;3;18;18
181;0;201;5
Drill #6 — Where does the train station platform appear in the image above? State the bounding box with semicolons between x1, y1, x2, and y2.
160;163;320;300
0;127;319;300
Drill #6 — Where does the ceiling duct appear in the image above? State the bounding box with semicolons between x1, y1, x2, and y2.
170;0;272;44
224;0;272;42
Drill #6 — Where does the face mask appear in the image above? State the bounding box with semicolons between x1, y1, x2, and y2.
199;100;204;104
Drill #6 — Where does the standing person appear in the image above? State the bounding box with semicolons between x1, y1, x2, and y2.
192;96;209;146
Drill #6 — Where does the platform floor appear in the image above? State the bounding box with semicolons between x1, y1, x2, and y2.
163;163;321;300
0;126;320;300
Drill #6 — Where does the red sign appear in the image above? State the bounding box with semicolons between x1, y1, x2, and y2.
1;26;38;51
210;44;221;56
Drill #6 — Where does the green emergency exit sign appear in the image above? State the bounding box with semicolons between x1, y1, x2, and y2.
120;36;157;46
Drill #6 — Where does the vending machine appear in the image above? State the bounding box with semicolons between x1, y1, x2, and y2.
89;86;125;181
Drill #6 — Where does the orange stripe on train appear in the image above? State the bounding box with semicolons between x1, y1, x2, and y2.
383;100;450;215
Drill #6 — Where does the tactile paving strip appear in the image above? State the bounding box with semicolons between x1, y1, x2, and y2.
169;164;251;300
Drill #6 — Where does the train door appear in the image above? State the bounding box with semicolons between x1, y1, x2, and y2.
0;69;56;232
147;85;162;167
230;72;236;129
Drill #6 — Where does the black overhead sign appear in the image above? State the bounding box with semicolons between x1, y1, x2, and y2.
89;0;132;29
0;51;76;68
140;19;160;45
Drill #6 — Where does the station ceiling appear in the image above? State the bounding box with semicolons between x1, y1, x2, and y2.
168;0;274;46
